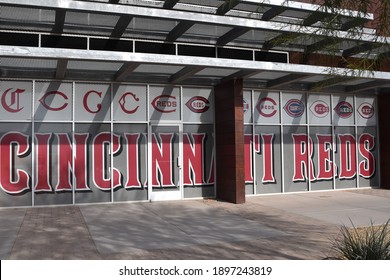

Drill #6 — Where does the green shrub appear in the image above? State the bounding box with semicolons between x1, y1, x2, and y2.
332;219;390;260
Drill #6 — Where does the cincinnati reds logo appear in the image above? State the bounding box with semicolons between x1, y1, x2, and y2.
83;90;102;114
334;101;353;118
357;103;374;119
256;97;277;117
310;100;329;118
1;88;25;113
119;92;139;114
185;96;209;113
284;99;305;118
151;95;177;113
39;91;68;111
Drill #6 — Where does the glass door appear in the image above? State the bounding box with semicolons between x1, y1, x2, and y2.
148;123;182;201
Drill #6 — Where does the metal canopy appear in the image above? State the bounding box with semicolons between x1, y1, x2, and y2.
0;0;389;94
2;45;390;95
0;0;382;51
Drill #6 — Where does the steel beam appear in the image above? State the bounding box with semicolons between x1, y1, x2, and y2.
342;42;382;58
55;59;68;79
111;15;133;38
52;10;66;34
305;37;341;54
241;0;372;19
168;66;204;83
163;0;180;9
114;62;141;81
301;12;329;26
165;21;194;42
341;18;369;31
261;6;287;21
213;0;252;48
263;33;299;50
217;27;250;46
216;0;240;15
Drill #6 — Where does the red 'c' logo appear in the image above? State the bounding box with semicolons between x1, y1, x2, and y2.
334;101;353;119
256;97;277;117
83;90;102;114
39;91;68;111
357;103;374;119
119;92;139;114
1;88;25;113
185;96;210;113
310;100;329;118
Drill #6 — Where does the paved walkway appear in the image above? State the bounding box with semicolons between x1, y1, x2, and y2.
1;188;390;260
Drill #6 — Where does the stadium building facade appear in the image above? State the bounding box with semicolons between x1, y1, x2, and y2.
0;0;390;207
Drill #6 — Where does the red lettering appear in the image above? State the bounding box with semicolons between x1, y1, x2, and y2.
261;134;275;183
35;133;52;192
92;133;121;190
0;132;30;194
124;133;142;188
183;133;206;185
74;134;90;190
152;133;174;187
39;91;68;111
292;134;315;182
317;134;335;180
1;88;25;113
83;90;102;114
244;134;253;183
56;134;73;191
359;133;376;178
338;134;357;179
244;134;260;183
56;133;90;191
119;92;139;114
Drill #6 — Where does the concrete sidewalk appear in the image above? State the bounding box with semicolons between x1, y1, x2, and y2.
1;188;390;260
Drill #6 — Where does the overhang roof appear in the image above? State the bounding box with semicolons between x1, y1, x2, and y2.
2;45;390;94
1;0;390;94
1;0;382;52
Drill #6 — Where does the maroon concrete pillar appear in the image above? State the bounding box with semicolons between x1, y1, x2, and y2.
214;78;245;203
378;93;390;189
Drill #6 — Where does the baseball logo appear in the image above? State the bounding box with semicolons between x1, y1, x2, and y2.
357;103;374;119
284;99;305;118
310;100;329;118
334;101;353;118
256;97;277;118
